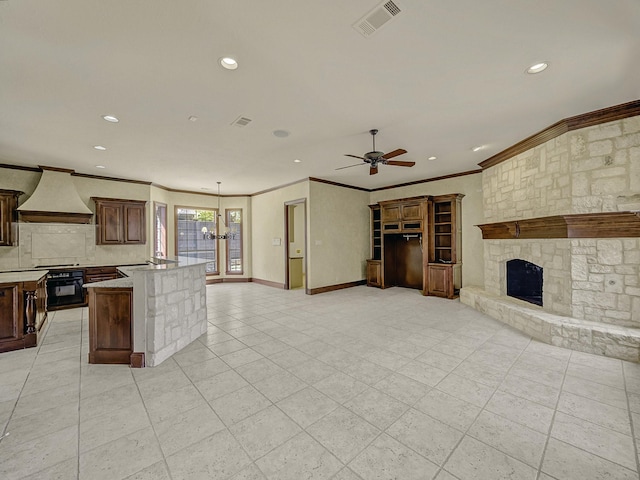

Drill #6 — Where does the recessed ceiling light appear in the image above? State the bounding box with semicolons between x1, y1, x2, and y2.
93;145;106;151
294;159;301;163
273;130;290;138
428;156;437;160
95;165;106;169
472;146;484;152
102;115;119;123
526;62;548;74
189;116;198;122
219;57;238;70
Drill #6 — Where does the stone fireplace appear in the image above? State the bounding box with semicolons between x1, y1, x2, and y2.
461;101;640;361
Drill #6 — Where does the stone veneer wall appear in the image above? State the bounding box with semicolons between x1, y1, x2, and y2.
140;263;208;366
481;115;640;328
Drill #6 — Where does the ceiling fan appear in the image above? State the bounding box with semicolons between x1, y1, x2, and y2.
337;129;414;175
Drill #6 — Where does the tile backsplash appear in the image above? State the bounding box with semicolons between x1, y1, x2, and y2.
0;223;148;271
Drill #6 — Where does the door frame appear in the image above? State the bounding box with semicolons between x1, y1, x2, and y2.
284;198;307;291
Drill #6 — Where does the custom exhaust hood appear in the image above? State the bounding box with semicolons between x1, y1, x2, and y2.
18;167;93;223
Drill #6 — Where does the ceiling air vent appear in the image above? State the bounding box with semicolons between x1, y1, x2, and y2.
231;116;252;127
353;0;403;38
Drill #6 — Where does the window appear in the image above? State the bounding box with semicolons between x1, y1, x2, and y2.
154;202;167;257
226;209;243;274
175;206;218;274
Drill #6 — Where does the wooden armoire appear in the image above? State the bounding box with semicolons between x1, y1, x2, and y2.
366;193;463;298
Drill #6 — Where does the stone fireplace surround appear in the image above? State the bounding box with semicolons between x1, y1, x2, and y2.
460;100;640;362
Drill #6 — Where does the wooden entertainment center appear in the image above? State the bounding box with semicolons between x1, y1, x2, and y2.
366;193;463;299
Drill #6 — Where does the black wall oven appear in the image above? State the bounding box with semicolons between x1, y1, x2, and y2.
46;270;85;310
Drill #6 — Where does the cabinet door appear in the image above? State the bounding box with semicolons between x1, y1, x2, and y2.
0;284;22;351
88;288;132;364
382;205;401;222
0;193;18;247
366;260;381;287
123;204;146;244
401;203;422;220
427;264;451;298
98;203;123;244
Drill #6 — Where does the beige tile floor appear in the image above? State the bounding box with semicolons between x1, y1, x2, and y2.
1;283;640;479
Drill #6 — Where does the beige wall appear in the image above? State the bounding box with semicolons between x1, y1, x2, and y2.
369;172;485;288
307;181;370;289
251;181;309;285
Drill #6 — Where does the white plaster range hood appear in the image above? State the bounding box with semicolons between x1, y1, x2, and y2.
17;167;93;223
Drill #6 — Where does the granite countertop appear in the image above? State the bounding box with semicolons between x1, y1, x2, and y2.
124;256;209;272
83;277;133;289
84;257;208;289
0;270;48;283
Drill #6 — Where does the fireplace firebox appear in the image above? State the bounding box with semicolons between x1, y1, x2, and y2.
506;259;543;306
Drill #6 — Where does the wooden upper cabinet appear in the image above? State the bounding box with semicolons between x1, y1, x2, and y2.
92;197;147;245
380;198;426;234
0;190;22;247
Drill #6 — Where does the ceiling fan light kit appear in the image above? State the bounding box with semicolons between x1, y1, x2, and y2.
339;128;414;175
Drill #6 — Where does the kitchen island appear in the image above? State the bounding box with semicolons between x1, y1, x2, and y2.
0;270;48;352
85;257;208;367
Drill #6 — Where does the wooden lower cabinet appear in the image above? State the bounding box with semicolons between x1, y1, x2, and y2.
366;259;382;287
0;275;47;353
88;287;133;364
426;263;461;299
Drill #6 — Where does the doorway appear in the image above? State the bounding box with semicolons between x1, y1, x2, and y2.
284;199;307;290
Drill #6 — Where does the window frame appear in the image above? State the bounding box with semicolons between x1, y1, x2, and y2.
225;208;243;275
153;201;167;258
174;205;219;275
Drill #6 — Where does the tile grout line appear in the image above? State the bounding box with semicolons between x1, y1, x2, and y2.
533;343;572;480
76;309;83;480
426;332;535;478
130;364;176;480
621;363;640;475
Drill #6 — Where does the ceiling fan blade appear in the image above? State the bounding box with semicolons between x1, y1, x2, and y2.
386;160;415;167
381;148;407;160
370;165;378;175
344;154;366;160
335;163;366;171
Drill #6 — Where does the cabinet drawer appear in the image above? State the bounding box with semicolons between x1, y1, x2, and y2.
402;221;422;232
85;267;118;284
382;223;401;233
86;274;118;283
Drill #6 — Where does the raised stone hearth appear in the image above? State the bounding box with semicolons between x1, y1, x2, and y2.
461;286;640;362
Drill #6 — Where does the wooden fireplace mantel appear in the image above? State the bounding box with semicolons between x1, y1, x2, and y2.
477;211;640;239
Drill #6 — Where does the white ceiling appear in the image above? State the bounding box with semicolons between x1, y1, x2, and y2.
1;0;638;195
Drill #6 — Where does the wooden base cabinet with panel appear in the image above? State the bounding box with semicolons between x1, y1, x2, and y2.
0;272;48;353
87;287;133;364
366;259;382;287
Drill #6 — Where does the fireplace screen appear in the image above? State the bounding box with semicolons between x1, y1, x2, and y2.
506;259;543;306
